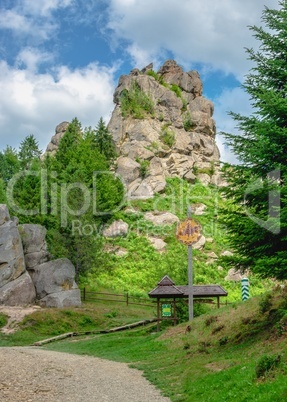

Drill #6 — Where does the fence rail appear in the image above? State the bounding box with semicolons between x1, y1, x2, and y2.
80;288;156;308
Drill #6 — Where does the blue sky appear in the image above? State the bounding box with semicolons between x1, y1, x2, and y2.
0;0;280;162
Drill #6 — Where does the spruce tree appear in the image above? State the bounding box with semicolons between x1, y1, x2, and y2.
221;0;287;279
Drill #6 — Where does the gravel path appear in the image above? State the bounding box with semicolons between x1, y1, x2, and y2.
0;347;171;402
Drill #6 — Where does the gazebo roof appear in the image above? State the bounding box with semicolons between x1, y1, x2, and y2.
149;276;228;299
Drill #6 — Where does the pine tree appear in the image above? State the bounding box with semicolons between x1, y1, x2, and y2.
221;0;287;280
18;134;42;169
94;117;116;163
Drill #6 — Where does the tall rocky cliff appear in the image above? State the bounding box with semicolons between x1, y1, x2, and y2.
45;60;222;198
108;60;221;199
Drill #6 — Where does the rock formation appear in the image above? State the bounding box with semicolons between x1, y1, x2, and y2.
108;60;222;199
0;204;81;307
44;121;70;157
44;60;223;199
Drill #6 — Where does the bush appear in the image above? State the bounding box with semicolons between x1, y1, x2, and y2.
120;82;155;119
183;112;194;131
0;313;8;328
255;354;281;378
136;158;150;178
259;293;272;313
160;127;175;148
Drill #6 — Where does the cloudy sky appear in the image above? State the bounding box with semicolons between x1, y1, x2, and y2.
0;0;280;162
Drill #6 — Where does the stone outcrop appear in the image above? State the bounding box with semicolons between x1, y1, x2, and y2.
0;272;36;306
44;121;70;157
108;60;221;199
0;205;26;289
43;60;223;198
0;204;81;308
19;224;50;269
103;219;129;238
30;258;81;307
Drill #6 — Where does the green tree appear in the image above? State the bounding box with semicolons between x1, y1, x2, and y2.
0;146;20;183
221;1;287;279
47;119;124;281
18;134;42;169
93;117;116;163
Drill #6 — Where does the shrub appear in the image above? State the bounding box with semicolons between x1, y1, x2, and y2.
120;82;155;119
255;354;281;378
205;315;218;327
0;313;8;328
136;158;150;178
160;126;175;148
259;293;272;314
170;84;182;98
183;112;194;131
147;70;160;81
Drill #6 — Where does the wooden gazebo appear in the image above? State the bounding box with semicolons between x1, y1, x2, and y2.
148;275;228;330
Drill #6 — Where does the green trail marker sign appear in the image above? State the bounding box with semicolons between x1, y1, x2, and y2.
162;304;172;317
241;278;250;301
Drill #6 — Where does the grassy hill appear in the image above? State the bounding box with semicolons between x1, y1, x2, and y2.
83;178;273;302
43;288;287;401
1;286;286;401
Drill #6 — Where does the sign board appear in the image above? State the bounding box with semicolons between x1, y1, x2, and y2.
162;304;172;317
176;218;202;246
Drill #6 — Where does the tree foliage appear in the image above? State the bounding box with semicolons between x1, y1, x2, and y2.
221;1;287;279
3;118;124;282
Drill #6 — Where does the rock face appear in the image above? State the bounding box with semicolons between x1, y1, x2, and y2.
0;272;36;306
44;121;70;157
0;205;26;289
31;258;81;307
19;224;50;269
108;60;221;198
0;204;81;308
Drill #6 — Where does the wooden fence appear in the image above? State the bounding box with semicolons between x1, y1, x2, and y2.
80;288;156;308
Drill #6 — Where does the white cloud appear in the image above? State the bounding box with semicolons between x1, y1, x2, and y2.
107;0;279;79
213;86;253;163
16;48;54;71
0;61;116;151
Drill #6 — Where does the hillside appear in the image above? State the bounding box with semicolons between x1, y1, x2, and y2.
9;285;284;402
84;177;272;303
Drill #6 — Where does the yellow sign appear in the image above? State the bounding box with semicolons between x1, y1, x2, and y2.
176;218;202;246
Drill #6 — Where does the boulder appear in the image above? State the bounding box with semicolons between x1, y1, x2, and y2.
144;211;179;226
0;219;26;289
0;272;36;306
147;237;167;251
192;235;206;250
39;289;81;308
103;219;129;238
19;224;50;269
30;258;78;300
225;268;244;282
0;204;10;225
116;157;140;185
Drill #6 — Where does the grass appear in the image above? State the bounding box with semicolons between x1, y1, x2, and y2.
0;300;155;346
43;290;287;402
1;289;287;401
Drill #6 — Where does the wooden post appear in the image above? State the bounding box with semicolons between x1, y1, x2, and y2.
83;287;86;301
173;298;177;326
217;297;220;309
187;206;193;321
126;292;129;306
157;298;160;332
